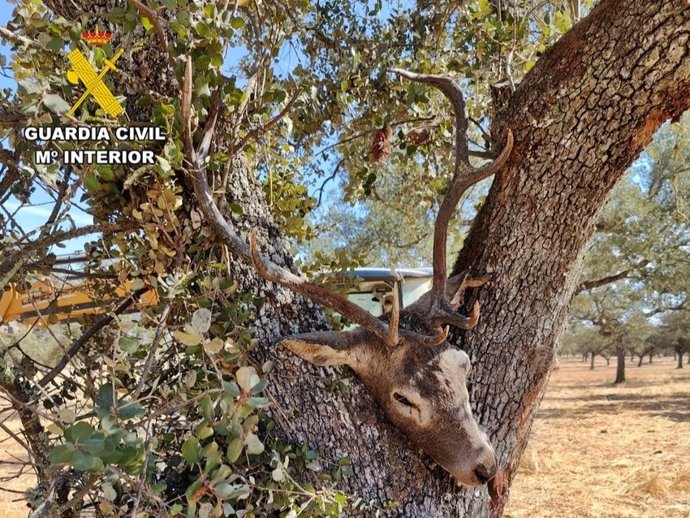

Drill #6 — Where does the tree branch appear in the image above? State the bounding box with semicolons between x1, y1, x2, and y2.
575;260;649;293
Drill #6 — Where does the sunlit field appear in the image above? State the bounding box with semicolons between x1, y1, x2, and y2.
506;356;690;518
1;357;688;517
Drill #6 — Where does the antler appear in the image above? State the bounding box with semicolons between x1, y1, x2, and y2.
388;278;400;346
186;66;511;351
390;68;513;334
249;232;450;347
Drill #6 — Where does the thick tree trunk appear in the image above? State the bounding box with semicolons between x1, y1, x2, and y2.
590;352;595;370
677;350;684;369
452;1;690;513
40;1;690;517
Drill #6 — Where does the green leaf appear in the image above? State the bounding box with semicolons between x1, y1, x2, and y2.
71;451;105;472
181;436;202;464
243;433;264;455
118;336;139;353
84;175;102;191
214;481;234;499
95;384;115;413
223;381;240;399
204;447;222;474
96;165;114;182
49;444;76;464
226;437;243;463
200;395;214;421
46;36;64;52
118;401;145;420
81;434;106;455
185;476;204;503
141;16;154;31
195;22;212;38
64;422;95;443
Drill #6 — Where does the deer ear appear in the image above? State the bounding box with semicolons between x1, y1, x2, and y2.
281;330;366;367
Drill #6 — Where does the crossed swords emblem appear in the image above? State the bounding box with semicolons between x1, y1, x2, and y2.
66;48;125;117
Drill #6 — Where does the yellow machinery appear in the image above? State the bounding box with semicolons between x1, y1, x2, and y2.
0;277;157;328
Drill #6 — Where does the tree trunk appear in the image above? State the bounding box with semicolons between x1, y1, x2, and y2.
637;354;643;367
590;352;595;370
40;1;690;517
615;347;626;384
677;350;684;369
451;1;689;512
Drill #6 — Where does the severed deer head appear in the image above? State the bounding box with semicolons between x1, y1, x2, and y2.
248;70;513;487
188;68;513;487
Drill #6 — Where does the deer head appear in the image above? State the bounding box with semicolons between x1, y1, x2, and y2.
186;66;513;487
245;70;513;487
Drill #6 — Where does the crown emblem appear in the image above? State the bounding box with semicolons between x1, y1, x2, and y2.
81;27;112;46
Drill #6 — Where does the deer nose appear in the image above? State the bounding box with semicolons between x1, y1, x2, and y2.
474;462;497;485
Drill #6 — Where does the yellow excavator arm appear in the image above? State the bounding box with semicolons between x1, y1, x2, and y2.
0;278;157;327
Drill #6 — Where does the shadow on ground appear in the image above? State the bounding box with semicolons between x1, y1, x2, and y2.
538;391;690;422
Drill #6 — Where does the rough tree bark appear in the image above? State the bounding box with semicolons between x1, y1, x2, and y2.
451;0;690;513
614;345;626;384
36;1;690;517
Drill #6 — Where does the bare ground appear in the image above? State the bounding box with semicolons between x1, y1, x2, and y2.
1;356;688;517
505;356;690;518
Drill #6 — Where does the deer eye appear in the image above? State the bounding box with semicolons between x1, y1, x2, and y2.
393;392;415;407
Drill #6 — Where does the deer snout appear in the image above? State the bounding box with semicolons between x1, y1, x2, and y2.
472;436;498;485
446;439;497;487
474;457;497;485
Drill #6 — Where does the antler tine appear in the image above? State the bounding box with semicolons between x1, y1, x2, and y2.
450;274;491;309
249;231;398;346
437;301;480;330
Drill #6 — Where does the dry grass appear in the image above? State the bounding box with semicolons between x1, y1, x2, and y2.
506;356;690;518
1;357;688;517
0;414;33;517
